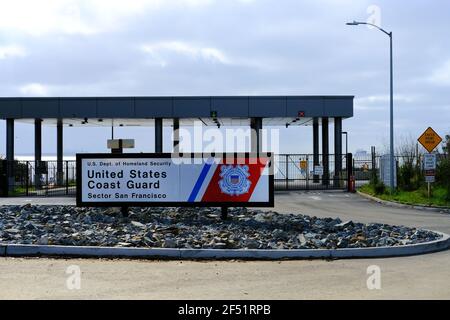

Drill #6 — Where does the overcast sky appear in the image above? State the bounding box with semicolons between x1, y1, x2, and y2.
0;0;449;157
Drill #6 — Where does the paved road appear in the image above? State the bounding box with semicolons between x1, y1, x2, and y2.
0;192;449;299
272;191;450;234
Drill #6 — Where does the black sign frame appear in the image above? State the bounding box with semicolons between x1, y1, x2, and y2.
76;152;274;208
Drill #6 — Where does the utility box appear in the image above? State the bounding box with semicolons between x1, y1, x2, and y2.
379;154;397;188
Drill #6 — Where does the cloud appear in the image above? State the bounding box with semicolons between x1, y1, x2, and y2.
0;0;218;36
427;59;450;86
141;41;231;66
0;45;26;59
355;94;418;110
0;0;450;155
19;83;49;96
0;0;95;36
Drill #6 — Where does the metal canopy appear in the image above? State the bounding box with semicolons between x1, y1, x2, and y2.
0;96;353;126
11;117;335;127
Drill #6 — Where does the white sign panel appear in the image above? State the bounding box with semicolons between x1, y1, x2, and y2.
423;154;437;170
77;153;273;207
314;166;324;176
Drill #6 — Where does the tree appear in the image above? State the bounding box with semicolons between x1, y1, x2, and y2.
395;135;423;191
437;133;450;201
441;134;450;157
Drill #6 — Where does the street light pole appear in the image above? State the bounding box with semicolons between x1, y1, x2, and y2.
389;32;394;193
346;21;394;193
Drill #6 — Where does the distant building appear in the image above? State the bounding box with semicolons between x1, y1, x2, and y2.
355;149;368;157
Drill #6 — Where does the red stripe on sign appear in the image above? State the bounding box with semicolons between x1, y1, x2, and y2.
201;157;268;202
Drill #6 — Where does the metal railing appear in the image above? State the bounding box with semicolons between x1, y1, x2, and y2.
1;152;441;196
0;160;76;197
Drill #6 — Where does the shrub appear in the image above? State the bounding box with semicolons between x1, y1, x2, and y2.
374;181;386;195
398;162;422;191
436;157;450;201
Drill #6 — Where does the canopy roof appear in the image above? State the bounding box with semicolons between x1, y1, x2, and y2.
0;95;353;127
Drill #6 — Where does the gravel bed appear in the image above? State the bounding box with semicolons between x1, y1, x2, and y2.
0;204;442;249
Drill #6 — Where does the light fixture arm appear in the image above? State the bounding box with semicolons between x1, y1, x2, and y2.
347;21;391;37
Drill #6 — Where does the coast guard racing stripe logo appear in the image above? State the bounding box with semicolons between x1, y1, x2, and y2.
201;157;268;202
219;165;251;196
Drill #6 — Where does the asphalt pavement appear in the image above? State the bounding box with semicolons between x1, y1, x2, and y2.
0;191;449;299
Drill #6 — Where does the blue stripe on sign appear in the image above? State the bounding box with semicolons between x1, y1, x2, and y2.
188;161;213;202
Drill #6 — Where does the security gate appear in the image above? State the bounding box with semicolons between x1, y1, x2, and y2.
2;154;363;196
274;154;349;190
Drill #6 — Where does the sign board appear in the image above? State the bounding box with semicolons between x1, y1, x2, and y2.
300;160;307;170
424;168;436;184
314;165;323;176
299;160;308;176
107;139;135;149
418;127;442;153
76;153;274;207
379;154;397;188
423;154;437;170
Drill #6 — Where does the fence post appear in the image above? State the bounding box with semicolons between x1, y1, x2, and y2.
347;153;353;192
285;155;289;190
25;161;29;196
396;159;399;190
65;161;69;195
306;155;309;191
371;146;376;183
45;164;49;196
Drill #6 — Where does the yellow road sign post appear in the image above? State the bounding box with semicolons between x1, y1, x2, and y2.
418;127;442;198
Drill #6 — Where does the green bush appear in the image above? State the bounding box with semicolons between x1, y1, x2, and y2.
436;157;450;201
374;181;386;195
398;162;422;191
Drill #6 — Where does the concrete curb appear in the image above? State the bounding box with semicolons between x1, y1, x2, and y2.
2;231;449;260
357;191;450;214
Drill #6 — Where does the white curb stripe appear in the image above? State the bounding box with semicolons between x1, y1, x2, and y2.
2;232;449;260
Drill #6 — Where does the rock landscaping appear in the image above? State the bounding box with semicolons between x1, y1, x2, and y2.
0;204;442;249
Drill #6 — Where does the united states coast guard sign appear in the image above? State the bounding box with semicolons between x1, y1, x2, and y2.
76;153;274;207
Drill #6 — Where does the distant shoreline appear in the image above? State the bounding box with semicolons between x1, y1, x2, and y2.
1;155;76;161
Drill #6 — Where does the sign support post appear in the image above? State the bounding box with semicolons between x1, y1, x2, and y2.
107;139;136;217
221;207;228;220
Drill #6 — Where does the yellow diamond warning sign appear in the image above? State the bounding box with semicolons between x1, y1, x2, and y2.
418;127;442;153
